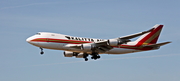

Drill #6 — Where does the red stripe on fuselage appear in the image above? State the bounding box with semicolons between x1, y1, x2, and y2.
30;38;92;44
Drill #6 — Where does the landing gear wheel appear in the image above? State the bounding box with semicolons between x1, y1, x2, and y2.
85;58;88;61
83;53;89;61
94;58;97;60
40;51;44;54
97;56;100;59
91;57;94;59
91;53;100;60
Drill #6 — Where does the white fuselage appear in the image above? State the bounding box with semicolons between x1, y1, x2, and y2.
26;32;139;54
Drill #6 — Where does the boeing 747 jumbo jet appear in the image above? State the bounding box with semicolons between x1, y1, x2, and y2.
26;24;171;61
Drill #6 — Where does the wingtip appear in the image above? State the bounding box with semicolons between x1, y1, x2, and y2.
161;41;172;45
166;41;172;44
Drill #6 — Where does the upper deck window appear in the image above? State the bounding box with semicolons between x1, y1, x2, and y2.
36;33;41;35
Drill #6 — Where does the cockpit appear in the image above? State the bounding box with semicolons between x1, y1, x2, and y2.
36;33;41;35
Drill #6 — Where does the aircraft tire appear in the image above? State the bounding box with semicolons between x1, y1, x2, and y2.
97;56;100;59
91;57;94;59
40;52;44;55
85;58;88;61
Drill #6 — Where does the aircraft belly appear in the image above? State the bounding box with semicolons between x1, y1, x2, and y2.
41;43;90;52
31;42;91;53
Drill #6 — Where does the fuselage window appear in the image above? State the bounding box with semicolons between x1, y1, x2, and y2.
36;33;41;35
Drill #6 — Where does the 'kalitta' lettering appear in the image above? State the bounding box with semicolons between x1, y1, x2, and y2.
65;36;103;42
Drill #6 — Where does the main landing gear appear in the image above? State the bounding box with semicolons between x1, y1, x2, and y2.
83;54;89;61
40;47;44;55
83;53;101;61
91;53;101;60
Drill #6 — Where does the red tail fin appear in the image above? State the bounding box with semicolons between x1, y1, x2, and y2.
135;25;163;45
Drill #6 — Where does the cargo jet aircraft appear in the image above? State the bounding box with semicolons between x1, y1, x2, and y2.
26;24;171;61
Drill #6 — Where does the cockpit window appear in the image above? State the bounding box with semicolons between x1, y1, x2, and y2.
36;33;41;35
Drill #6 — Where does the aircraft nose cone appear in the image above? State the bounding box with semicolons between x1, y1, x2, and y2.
26;36;40;46
26;37;33;43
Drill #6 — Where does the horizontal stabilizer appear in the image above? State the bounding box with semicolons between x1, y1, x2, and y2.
143;41;171;48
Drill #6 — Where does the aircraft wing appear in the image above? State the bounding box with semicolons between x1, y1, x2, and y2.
94;41;113;52
118;27;154;39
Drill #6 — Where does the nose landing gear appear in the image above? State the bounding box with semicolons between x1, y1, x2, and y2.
40;47;44;55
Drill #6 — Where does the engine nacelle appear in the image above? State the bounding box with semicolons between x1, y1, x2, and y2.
76;53;84;58
108;39;120;46
108;39;130;46
81;43;95;51
63;51;77;57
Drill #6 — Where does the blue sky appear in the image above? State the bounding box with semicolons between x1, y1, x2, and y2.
0;0;180;81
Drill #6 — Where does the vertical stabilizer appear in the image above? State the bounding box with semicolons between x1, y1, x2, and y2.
135;24;163;45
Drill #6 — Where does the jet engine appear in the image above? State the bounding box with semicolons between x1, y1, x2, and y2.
75;53;84;58
63;51;77;57
107;39;130;46
64;51;88;58
81;43;96;51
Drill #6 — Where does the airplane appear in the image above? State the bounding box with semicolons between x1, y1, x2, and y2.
26;24;171;61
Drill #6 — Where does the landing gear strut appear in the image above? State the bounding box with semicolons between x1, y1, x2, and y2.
83;54;89;61
40;47;44;55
